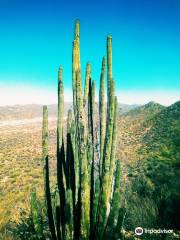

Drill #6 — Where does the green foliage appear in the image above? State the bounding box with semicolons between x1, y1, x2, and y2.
6;201;50;240
125;143;180;235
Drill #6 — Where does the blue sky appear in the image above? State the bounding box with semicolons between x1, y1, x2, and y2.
0;0;179;105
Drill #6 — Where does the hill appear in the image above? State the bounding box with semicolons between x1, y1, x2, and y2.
142;101;180;153
118;101;180;235
117;101;166;164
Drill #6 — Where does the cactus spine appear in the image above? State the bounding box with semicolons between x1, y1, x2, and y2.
40;20;122;240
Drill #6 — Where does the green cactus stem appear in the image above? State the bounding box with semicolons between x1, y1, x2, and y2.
107;35;112;100
76;69;90;240
55;205;61;240
108;96;118;201
99;57;106;179
84;62;91;107
57;65;64;148
64;189;74;240
95;66;115;240
88;79;95;239
114;207;126;239
57;66;66;239
42;106;57;240
30;189;44;239
72;19;81;120
104;159;122;238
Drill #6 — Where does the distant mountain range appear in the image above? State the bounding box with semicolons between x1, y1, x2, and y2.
0;103;140;121
0;104;71;121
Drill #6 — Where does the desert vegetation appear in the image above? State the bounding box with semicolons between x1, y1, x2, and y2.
0;20;179;240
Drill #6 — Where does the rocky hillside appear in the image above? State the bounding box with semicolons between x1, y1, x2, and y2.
118;101;180;237
142;101;180;153
117;101;166;164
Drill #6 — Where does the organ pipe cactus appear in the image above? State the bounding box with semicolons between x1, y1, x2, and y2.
99;57;106;178
40;19;122;240
42;106;57;240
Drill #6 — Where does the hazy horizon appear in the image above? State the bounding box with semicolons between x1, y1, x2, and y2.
0;86;179;107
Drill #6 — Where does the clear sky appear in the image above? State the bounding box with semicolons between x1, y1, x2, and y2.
0;0;179;106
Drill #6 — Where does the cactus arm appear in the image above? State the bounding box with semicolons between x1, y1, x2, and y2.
96;80;115;240
64;189;74;240
42;106;57;240
30;189;44;239
76;70;90;240
45;155;57;240
66;109;73;189
95;36;115;239
83;62;91;107
105;159;122;237
99;57;106;179
57;66;66;238
58;66;64;148
88;79;95;238
72;19;81;120
108;95;118;200
107;35;112;101
72;19;81;207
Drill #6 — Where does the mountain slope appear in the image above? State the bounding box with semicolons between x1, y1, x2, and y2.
118;101;180;234
117;101;166;164
142;101;180;153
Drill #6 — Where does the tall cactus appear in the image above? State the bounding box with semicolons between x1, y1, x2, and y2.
57;65;66;239
72;19;81;119
95;36;115;240
88;79;96;238
42;106;57;240
76;69;90;240
39;19;123;240
72;19;80;208
95;81;115;240
108;96;118;200
99;57;106;178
